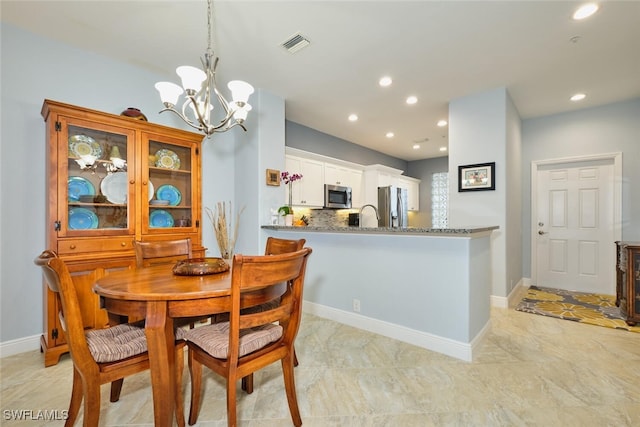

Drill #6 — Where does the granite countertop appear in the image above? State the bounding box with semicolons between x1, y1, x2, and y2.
262;225;499;236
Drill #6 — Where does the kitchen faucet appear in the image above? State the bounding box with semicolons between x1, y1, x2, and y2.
359;204;379;227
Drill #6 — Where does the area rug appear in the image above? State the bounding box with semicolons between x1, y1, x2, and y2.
515;285;640;333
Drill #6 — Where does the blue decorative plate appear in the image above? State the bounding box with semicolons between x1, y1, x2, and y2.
156;184;181;206
149;209;174;228
69;207;99;230
68;176;96;201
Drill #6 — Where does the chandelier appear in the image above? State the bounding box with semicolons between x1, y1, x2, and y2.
154;0;254;137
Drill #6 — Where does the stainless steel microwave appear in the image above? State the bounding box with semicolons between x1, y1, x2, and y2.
324;184;352;209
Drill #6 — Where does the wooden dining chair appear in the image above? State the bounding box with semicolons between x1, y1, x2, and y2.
239;237;306;394
184;247;312;427
135;238;207;329
34;250;186;427
134;238;193;268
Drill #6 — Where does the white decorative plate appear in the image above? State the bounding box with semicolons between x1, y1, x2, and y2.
69;135;102;158
101;172;153;204
155;148;180;170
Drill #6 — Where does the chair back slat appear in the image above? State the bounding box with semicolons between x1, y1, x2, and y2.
265;237;306;255
134;238;192;268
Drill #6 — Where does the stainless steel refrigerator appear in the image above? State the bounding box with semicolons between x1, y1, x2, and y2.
378;185;408;228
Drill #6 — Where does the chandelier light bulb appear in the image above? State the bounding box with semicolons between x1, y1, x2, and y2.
233;104;252;122
228;80;255;104
155;82;184;107
176;66;207;93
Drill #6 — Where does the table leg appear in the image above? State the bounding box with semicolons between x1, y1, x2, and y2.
145;301;175;427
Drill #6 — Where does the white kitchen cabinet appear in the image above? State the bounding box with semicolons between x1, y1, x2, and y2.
363;164;404;207
324;163;363;208
285;155;325;207
398;175;421;211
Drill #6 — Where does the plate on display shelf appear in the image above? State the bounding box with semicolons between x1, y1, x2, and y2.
156;184;182;206
149;209;174;227
154;148;181;170
68;135;102;159
101;172;153;204
68;176;95;201
68;207;99;230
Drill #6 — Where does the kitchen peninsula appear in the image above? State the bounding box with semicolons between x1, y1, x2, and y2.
262;225;498;361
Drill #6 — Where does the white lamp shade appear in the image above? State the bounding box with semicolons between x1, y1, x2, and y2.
155;82;184;106
228;80;254;103
176;66;207;92
233;104;252;121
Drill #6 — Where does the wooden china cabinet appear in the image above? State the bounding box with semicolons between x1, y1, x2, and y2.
615;241;640;326
40;99;204;366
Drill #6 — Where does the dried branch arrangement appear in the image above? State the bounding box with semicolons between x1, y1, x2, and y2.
205;201;245;259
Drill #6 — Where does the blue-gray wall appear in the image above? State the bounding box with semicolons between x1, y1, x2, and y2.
521;98;640;278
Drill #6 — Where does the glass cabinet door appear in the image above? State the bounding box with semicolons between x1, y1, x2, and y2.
143;133;196;233
63;120;135;236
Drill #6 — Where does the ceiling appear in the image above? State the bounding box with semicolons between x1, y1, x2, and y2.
3;1;639;161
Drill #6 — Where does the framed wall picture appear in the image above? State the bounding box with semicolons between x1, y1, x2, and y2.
458;162;495;192
266;169;280;186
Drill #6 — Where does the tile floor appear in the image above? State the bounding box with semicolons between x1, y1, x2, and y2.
2;306;640;426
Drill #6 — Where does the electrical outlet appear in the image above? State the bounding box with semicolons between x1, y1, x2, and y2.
352;298;361;313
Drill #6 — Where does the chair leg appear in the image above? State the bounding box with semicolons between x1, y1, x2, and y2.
64;367;83;427
175;345;186;427
188;350;203;426
281;352;302;427
82;377;102;427
226;377;238;427
241;374;254;394
109;378;124;402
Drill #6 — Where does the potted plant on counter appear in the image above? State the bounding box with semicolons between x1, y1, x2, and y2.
278;205;294;226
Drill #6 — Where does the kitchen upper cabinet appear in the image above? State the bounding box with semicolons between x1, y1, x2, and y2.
398;175;421;211
285;155;324;207
324;163;363;208
363;164;404;206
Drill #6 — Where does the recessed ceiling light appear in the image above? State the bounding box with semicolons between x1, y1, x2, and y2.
573;3;599;20
386;132;394;138
379;76;392;87
570;93;586;101
348;114;358;121
412;144;420;150
406;96;418;105
439;146;448;152
437;120;448;127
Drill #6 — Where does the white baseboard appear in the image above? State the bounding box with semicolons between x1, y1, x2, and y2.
490;278;530;308
0;334;41;359
303;301;489;362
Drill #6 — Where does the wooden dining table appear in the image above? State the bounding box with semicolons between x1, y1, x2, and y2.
92;262;245;427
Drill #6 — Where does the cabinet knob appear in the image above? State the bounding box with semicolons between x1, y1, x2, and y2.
121;242;126;247
142;180;147;185
70;244;76;250
129;180;135;185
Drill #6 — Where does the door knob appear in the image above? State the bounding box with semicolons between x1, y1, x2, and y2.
538;230;547;235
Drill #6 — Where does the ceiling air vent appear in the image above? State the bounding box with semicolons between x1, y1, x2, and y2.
281;33;310;53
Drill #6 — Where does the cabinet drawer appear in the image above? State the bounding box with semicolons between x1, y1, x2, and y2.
58;238;134;255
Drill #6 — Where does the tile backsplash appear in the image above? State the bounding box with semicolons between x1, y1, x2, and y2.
291;208;357;227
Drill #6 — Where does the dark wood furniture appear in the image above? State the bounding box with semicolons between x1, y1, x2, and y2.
615;241;640;326
35;250;185;427
41;99;204;366
185;248;312;427
93;260;283;427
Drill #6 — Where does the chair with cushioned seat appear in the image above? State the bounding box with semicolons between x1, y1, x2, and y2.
34;250;186;427
185;247;312;427
239;237;306;394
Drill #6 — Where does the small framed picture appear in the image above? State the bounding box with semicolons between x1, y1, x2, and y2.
458;162;495;192
266;169;280;186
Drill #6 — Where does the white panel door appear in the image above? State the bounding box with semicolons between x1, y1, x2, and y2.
535;159;615;294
